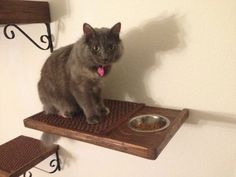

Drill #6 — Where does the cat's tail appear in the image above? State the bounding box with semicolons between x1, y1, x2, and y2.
41;133;60;146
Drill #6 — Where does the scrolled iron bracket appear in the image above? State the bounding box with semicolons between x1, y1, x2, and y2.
23;151;61;177
23;171;32;177
3;23;53;53
34;151;61;174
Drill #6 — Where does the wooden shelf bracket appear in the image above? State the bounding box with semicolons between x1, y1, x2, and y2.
3;23;53;53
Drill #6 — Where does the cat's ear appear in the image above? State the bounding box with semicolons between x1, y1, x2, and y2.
83;23;95;38
110;22;121;35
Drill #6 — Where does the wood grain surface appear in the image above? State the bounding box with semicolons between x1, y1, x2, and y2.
0;1;50;24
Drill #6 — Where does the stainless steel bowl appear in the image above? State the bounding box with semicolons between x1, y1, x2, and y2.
128;114;170;133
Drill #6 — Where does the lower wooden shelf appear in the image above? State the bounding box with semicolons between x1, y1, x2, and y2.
24;99;188;160
0;136;59;177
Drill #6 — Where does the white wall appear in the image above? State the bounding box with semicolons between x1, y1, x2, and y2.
1;0;236;177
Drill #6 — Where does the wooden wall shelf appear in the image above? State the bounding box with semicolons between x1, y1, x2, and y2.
24;100;189;160
0;136;60;177
0;1;50;24
0;1;53;52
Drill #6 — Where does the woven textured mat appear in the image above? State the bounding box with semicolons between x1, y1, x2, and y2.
0;136;57;175
27;99;144;135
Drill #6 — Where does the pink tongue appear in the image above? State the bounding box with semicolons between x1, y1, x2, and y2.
97;66;105;77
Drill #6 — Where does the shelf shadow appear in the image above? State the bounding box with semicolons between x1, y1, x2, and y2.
48;0;71;21
186;109;236;129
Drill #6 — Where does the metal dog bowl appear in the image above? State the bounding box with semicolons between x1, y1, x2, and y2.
128;114;170;132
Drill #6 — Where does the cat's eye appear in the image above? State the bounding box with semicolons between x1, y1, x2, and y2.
109;44;115;50
92;45;100;52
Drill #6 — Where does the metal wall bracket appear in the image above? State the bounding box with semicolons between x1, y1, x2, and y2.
23;151;61;177
3;23;53;53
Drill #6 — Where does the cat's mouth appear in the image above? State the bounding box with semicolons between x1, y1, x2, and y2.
96;65;111;77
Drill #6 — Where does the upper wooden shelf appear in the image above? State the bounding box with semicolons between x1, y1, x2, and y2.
0;1;50;24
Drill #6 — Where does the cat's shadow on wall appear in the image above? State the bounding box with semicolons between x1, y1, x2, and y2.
104;15;185;105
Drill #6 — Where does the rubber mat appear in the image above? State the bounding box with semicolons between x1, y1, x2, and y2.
26;99;144;135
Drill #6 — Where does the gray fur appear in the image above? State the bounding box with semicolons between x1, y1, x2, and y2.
38;23;123;124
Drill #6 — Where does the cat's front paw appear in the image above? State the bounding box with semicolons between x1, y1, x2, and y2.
100;106;110;116
86;115;102;124
64;111;77;118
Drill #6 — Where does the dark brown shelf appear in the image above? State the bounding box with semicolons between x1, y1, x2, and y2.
24;99;189;160
0;136;58;177
0;1;50;24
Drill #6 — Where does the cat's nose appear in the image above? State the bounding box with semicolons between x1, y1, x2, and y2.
102;58;109;62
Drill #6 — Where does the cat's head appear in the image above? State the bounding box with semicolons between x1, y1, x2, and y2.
79;23;123;68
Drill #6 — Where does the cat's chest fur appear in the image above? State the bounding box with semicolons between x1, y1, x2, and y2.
68;55;102;84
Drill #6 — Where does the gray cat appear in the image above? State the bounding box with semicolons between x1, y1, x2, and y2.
38;23;123;124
